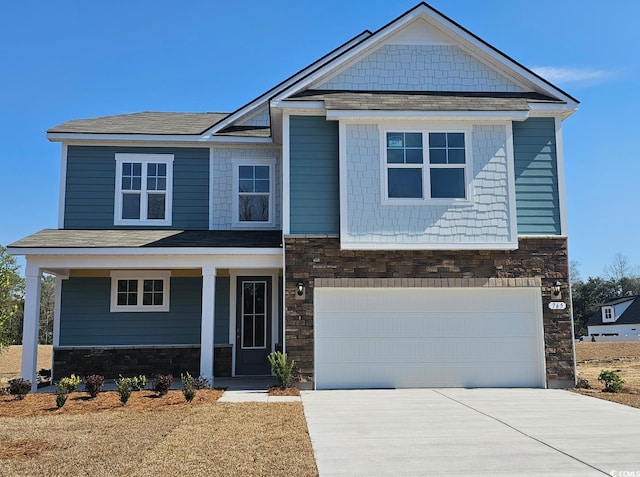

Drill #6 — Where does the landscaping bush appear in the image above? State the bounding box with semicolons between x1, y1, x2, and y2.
267;351;295;390
58;374;82;393
8;378;31;400
181;372;196;402
55;382;68;409
84;374;105;398
598;370;624;393
575;377;591;389
194;375;210;390
153;374;174;396
115;376;133;405
129;375;148;391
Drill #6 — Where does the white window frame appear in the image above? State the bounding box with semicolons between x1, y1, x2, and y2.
114;154;174;226
380;124;473;205
110;270;171;313
232;157;276;228
602;306;615;322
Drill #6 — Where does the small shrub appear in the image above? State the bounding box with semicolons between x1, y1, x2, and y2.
153;374;174;396
55;393;68;409
181;372;196;402
130;375;148;391
84;374;105;398
267;351;295;390
575;377;590;389
55;382;68;409
58;374;82;393
598;370;624;393
194;375;210;390
8;378;32;400
115;376;133;405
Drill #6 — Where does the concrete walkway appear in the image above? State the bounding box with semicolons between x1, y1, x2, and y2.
302;388;640;476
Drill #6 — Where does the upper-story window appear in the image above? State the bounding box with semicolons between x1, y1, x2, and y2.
383;128;470;203
602;306;615;322
232;158;275;227
114;154;173;226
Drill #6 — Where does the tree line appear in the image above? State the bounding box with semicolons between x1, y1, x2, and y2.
0;245;54;350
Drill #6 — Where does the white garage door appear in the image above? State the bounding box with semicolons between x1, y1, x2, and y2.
314;287;545;389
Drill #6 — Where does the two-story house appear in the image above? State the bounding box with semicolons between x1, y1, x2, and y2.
10;2;578;390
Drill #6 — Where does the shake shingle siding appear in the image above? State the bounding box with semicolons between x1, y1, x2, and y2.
64;146;209;229
513;118;561;235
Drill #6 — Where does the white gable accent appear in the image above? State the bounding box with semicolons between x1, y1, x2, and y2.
387;17;451;45
313;44;526;92
236;105;270;127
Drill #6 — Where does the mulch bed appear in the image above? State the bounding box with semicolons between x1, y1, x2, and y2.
0;389;224;418
268;387;300;396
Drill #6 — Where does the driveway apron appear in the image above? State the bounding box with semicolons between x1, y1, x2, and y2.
301;388;640;476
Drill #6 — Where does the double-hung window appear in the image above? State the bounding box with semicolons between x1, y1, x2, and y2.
232;158;276;227
110;271;170;312
114;154;173;226
383;128;470;202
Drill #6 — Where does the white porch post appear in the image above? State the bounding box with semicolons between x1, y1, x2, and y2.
21;263;42;392
200;265;216;384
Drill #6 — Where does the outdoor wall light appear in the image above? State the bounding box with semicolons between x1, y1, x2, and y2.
552;281;562;297
296;281;305;296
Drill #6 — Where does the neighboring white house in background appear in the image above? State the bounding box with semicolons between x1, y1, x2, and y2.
587;296;640;338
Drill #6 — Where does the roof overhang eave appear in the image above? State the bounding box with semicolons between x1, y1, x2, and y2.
46;132;273;144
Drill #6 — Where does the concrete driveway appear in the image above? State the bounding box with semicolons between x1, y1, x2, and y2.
302;389;640;476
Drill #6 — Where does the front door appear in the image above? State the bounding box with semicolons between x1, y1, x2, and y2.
235;276;272;375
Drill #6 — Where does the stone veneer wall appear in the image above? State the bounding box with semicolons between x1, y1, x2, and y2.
284;236;574;388
53;345;232;379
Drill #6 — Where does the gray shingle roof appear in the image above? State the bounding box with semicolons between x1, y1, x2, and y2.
8;229;283;249
289;90;563;111
587;296;640;327
48;112;230;135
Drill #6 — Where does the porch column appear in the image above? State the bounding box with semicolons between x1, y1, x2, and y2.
21;263;42;392
200;265;216;384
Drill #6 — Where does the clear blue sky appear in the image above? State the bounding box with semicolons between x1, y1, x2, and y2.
1;0;638;280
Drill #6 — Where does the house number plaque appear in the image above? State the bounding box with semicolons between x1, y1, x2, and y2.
548;302;566;310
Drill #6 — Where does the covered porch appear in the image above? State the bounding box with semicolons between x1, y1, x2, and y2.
8;229;284;391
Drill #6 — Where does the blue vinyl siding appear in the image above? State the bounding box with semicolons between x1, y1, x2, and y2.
214;277;230;344
64;146;209;229
59;277;202;346
513;118;561;235
290;116;340;234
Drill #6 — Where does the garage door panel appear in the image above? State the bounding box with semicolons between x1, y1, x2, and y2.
321;362;540;389
314;287;545;389
317;312;540;339
317;338;541;364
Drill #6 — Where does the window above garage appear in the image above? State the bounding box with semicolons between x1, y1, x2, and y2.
381;125;472;205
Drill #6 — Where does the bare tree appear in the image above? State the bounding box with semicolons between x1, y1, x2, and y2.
569;260;581;284
603;253;638;282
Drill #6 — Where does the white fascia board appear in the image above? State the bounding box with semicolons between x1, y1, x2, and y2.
339;241;519;251
47;132;273;144
15;253;284;271
270;100;325;111
326;110;530;121
411;7;580;109
270;5;578;110
201;32;372;136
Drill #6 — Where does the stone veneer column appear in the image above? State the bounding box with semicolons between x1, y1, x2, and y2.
284;236;575;388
